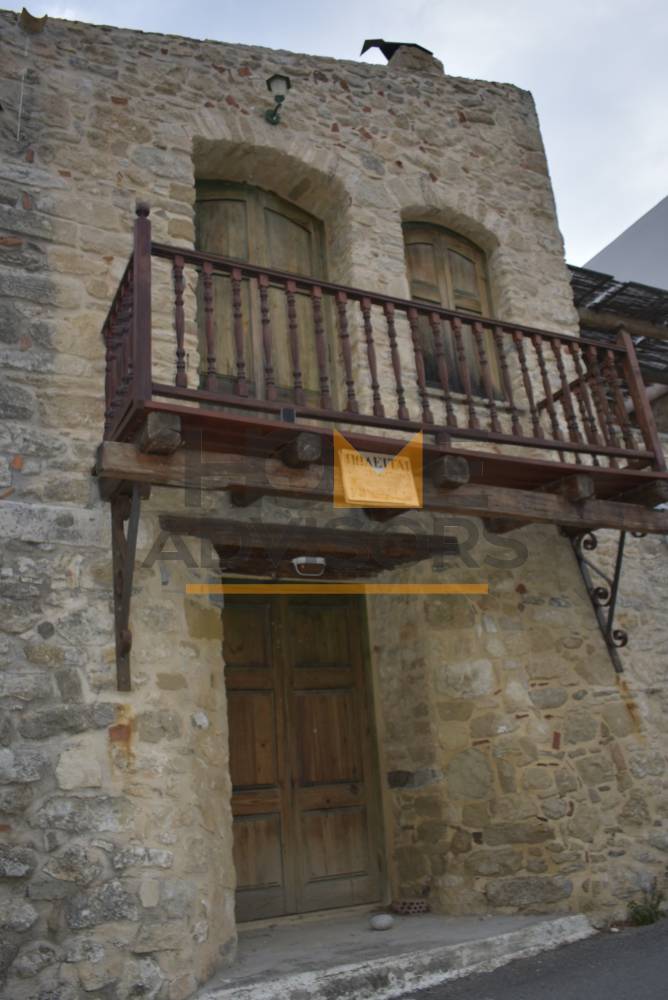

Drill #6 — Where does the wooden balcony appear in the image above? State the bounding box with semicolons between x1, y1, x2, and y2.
96;205;668;536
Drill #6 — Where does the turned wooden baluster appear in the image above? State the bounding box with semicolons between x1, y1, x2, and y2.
110;286;130;426
257;273;277;401
103;321;113;435
104;305;120;435
231;267;248;397
118;278;134;398
493;326;522;436
532;334;563;460
173;255;187;388
383;302;409;420
586;344;619;466
360;297;384;418
618;328;666;471
427;311;455;427
550;338;581;460
335;291;359;412
512;331;542;438
472;321;501;433
567;341;600;465
407;307;434;424
114;287;128;400
311;285;332;409
604;348;636;451
285;279;304;405
110;296;126;425
202;261;217;391
451;317;478;429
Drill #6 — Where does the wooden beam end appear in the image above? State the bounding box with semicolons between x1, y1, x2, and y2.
279;431;323;468
558;473;596;504
136;412;183;455
431;455;470;491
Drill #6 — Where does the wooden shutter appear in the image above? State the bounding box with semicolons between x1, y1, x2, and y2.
260;192;326;401
403;223;500;396
195;183;327;403
195;187;255;394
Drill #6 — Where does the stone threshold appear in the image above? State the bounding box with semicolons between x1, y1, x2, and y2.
195;911;595;1000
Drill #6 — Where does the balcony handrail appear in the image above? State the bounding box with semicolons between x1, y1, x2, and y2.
150;241;628;356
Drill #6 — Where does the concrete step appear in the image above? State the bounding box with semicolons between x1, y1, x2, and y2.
197;912;595;1000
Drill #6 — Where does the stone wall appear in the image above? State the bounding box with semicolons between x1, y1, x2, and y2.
1;8;667;1000
368;513;668;918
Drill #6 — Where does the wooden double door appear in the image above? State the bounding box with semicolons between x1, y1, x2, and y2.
223;594;383;921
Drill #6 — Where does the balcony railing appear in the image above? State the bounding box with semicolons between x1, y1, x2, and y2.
101;205;666;477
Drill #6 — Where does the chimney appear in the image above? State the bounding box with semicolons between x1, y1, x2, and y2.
361;39;444;75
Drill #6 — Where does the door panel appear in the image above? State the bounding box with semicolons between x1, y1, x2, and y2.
284;597;381;915
294;690;360;785
233;814;283;887
223;594;382;921
224;598;292;920
227;690;277;788
223;601;271;667
288;602;352;668
302;807;369;878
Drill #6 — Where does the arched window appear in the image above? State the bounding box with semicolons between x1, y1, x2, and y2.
195;181;327;401
403;222;500;396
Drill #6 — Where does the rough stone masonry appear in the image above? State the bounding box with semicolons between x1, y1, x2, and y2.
1;8;668;1000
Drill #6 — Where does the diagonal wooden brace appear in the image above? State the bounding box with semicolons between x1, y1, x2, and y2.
111;484;142;691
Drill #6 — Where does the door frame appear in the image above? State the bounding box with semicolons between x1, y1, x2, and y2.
220;577;392;923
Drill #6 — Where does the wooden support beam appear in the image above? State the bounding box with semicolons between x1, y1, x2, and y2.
430;455;470;490
278;431;322;468
617;479;668;508
579;307;668;342
558;473;596;503
95;441;668;535
161;516;459;575
540;473;596;504
229;489;263;508
364;508;407;522
136;411;182;455
484;517;530;535
97;475;151;503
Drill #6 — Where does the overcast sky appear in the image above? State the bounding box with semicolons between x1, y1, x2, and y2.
5;0;667;264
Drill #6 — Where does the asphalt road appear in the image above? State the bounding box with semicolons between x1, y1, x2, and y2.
402;921;668;1000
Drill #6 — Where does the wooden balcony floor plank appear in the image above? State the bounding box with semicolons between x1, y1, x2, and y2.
134;400;668;503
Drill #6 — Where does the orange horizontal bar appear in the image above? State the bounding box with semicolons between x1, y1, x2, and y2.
186;583;488;596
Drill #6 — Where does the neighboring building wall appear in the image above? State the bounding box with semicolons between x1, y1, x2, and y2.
585;195;668;287
0;9;667;1000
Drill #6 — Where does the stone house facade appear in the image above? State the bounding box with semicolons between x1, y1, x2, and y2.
1;9;667;1000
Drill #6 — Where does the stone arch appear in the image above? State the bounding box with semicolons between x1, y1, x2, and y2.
399;203;500;258
398;201;508;317
192;137;354;284
378;173;512;318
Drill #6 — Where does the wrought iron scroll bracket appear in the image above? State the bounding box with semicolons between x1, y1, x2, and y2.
111;484;142;691
568;528;643;673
